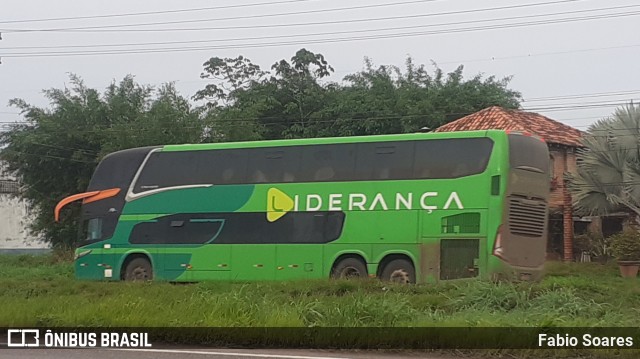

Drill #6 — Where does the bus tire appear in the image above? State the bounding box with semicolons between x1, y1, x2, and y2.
380;259;415;284
331;257;367;279
124;257;153;281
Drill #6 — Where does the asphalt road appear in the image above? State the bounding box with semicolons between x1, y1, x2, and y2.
0;348;464;359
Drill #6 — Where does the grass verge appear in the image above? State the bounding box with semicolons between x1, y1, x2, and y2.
1;255;638;358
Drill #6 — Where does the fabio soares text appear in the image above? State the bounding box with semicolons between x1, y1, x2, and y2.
539;334;633;348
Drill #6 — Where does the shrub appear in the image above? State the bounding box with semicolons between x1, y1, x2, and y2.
573;231;611;261
608;229;640;261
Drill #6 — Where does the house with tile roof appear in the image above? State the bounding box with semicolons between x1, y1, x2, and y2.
435;106;585;261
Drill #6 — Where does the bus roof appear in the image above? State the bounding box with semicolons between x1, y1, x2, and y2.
162;130;506;152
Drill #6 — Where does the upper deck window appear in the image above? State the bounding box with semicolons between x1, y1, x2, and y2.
132;137;495;193
508;134;549;174
413;138;494;179
88;147;155;191
133;149;248;193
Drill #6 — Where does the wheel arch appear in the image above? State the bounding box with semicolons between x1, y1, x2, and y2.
329;251;369;276
119;251;154;280
376;251;417;278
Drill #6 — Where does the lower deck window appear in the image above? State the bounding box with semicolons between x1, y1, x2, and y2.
129;211;345;245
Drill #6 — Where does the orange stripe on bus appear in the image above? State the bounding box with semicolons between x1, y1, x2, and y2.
54;188;121;222
82;188;121;204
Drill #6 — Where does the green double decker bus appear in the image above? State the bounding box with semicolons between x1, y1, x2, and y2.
56;130;549;283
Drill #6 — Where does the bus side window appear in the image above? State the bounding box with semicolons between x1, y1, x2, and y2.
219;149;248;184
300;144;357;182
200;149;248;185
283;172;296;182
289;212;344;243
251;170;269;183
451;163;470;178
324;212;345;242
135;151;203;192
413;138;493;179
247;148;270;183
372;145;394;179
222;169;235;182
310;148;336;181
246;147;301;184
279;147;301;183
355;142;415;180
314;167;335;181
413;140;447;179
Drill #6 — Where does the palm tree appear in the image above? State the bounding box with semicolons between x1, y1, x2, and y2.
569;104;640;220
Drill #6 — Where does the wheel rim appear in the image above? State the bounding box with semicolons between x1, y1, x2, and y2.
389;269;410;284
340;266;361;278
131;266;149;280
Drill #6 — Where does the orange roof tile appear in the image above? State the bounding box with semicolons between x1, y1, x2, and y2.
435;106;583;147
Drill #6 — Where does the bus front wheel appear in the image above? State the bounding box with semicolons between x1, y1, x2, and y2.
331;257;367;279
124;257;153;281
380;259;415;284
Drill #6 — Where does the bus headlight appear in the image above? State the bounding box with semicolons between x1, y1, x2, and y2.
74;250;92;261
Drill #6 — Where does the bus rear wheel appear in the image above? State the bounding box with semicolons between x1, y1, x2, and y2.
124;257;153;281
331;257;367;279
380;259;415;284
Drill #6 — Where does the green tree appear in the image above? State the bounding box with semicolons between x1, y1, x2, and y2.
195;51;522;140
312;58;402;137
193;55;269;142
568;104;640;220
0;75;205;249
319;58;521;136
196;49;336;141
193;55;267;108
268;48;335;138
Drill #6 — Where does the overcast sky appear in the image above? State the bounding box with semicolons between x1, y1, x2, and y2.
1;0;639;133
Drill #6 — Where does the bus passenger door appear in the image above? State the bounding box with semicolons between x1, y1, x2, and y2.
78;217;116;280
75;247;106;280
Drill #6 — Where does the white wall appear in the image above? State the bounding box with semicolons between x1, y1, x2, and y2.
0;194;47;249
0;162;48;249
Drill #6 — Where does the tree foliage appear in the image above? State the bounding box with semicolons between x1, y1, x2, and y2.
195;50;522;141
608;229;640;261
0;75;205;248
568;104;640;220
316;58;521;137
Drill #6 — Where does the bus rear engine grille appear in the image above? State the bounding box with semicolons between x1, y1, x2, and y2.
508;197;546;237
